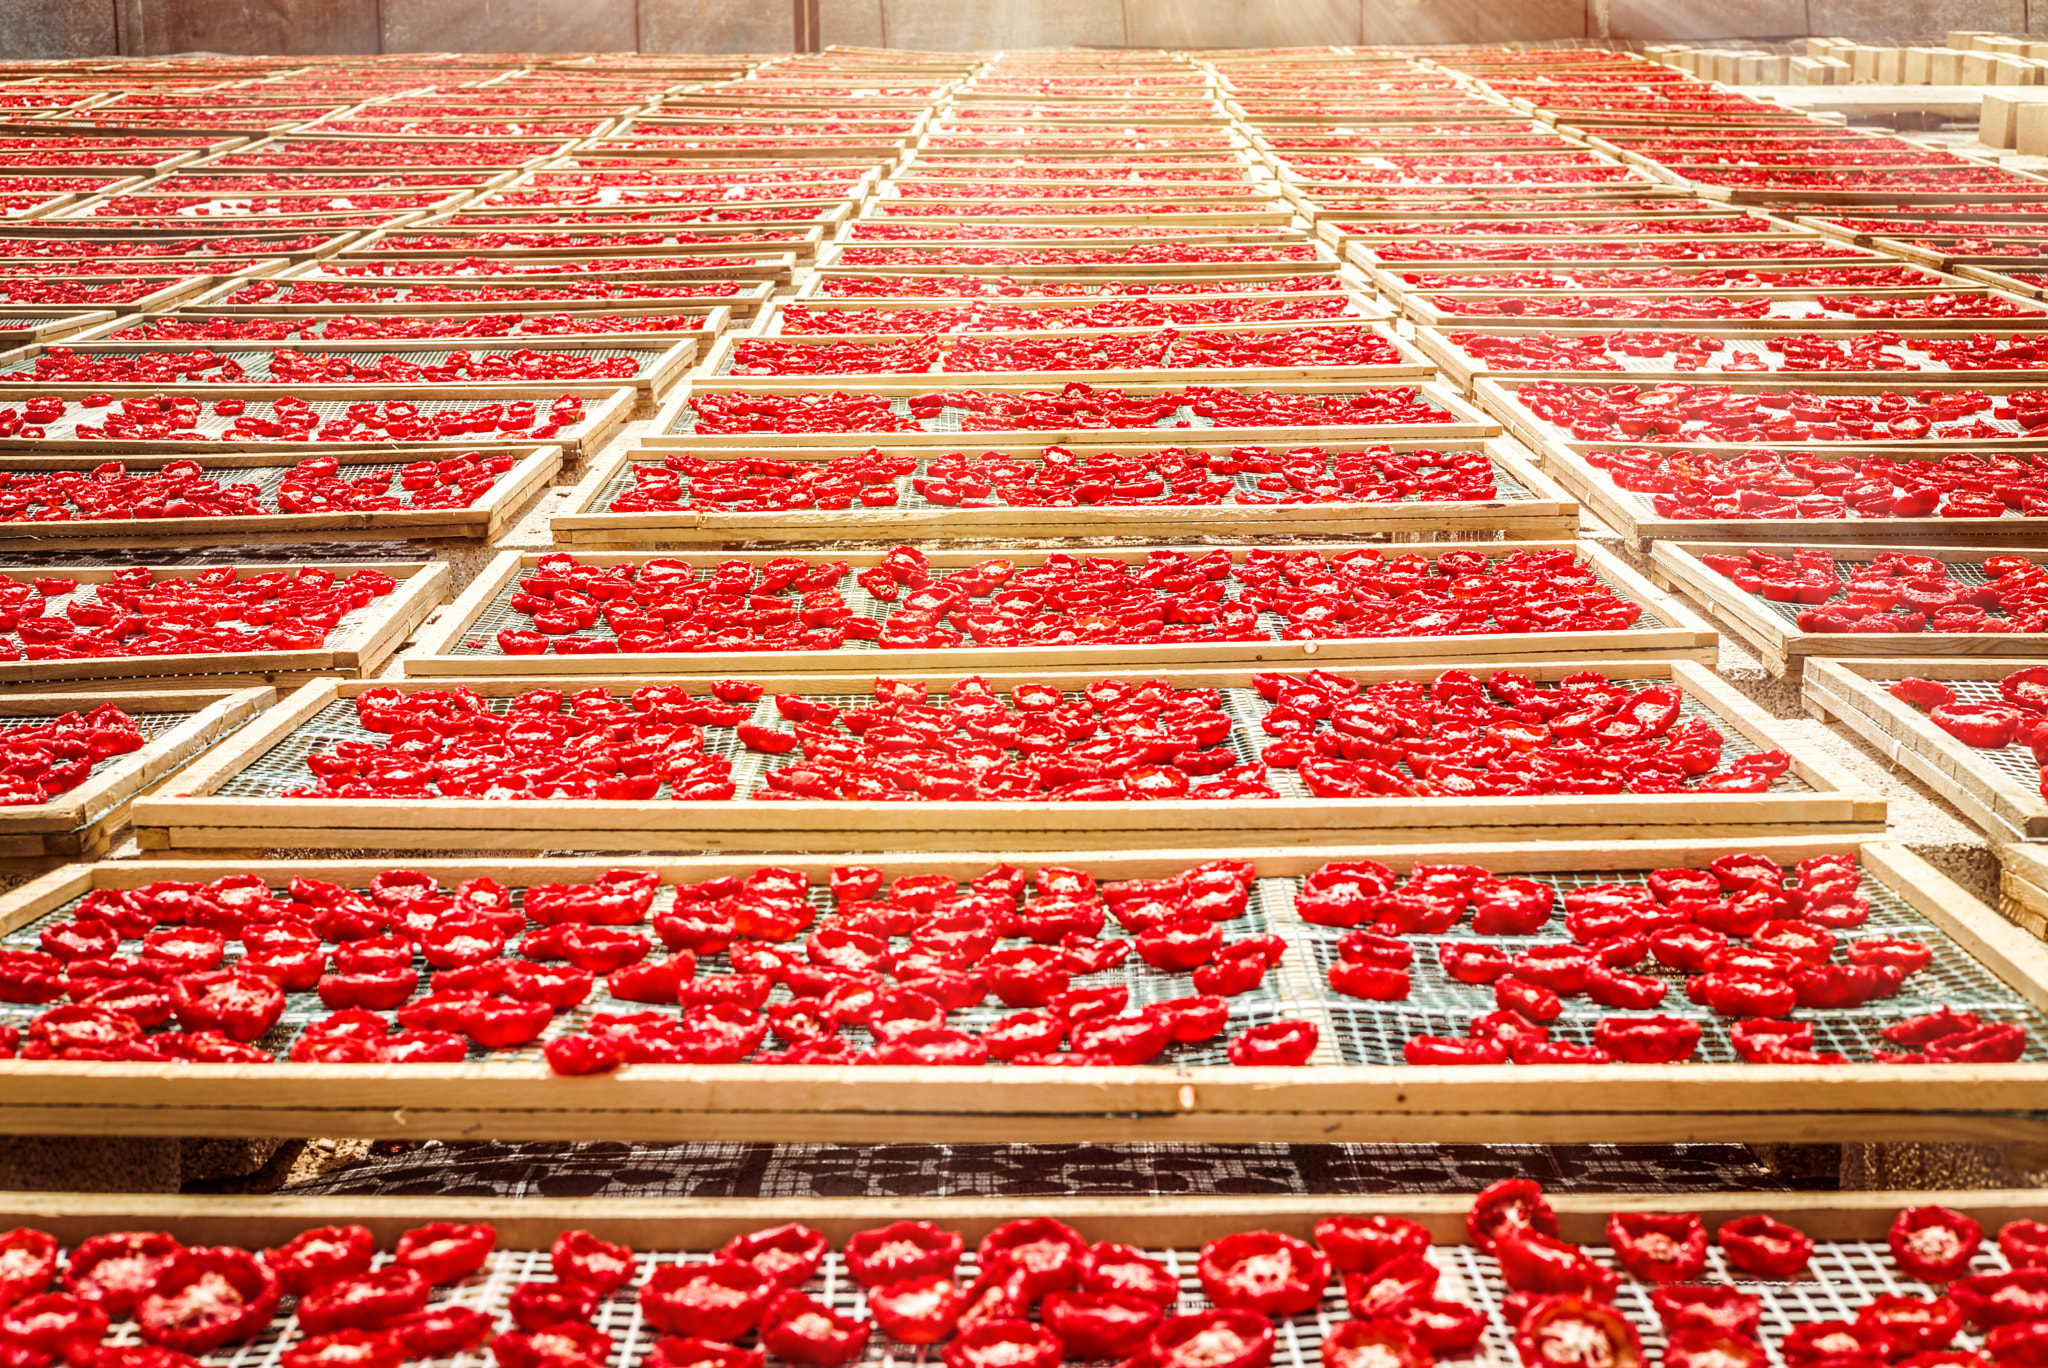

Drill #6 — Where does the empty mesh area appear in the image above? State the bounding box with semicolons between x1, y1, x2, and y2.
441;550;1667;659
591;450;1539;516
22;1229;2048;1368
204;675;1806;803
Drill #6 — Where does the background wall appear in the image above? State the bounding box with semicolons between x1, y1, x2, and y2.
4;0;2038;61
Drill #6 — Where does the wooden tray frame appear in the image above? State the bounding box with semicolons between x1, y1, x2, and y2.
14;838;2047;1143
1475;376;2048;463
1517;424;2048;551
0;338;695;414
1652;541;2048;680
129;659;1881;858
285;251;799;287
0;444;562;551
1348;241;1885;273
646;378;1500;450
0;559;447;692
353;223;830;260
759;296;1393;333
14;1187;2043;1253
695;322;1438;387
1804;657;2048;843
0;310;116;346
185;277;773;319
0;686;271;868
552;435;1580;547
1415;323;2048;389
814;244;1334;278
0;386;634;465
1397;290;2027;332
67;304;733;351
405;539;1716;679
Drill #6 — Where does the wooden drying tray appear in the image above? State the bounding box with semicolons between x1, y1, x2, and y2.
1346;241;1884;274
1805;657;2048;844
1653;541;2048;681
129;659;1879;858
812;245;1331;278
1866;237;2048;274
0;560;446;693
0;387;635;467
405;539;1715;680
648;378;1499;450
283;251;799;287
0;310;116;347
1474;377;2048;466
1698;187;2048;209
758;296;1392;332
428;201;855;233
1415;323;2048;389
1392;291;2030;335
0;338;695;415
0;686;270;870
1519;427;2048;551
1285;187;1703;224
801;266;1350;297
2;837;2035;1143
1;276;232;314
1313;209;1771;247
783;281;1365;317
695;322;1437;388
552;435;1578;548
0;445;561;552
0;226;364;261
64;304;735;352
349;223;830;260
832;226;1312;252
184;278;773;318
1962;265;2048;301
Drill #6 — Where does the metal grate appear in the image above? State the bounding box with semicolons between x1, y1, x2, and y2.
444;550;1667;658
33;1229;2048;1368
592;451;1539;517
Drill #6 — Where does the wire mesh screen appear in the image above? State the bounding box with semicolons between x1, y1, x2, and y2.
35;1224;2048;1368
1742;557;2000;628
4;853;2042;1069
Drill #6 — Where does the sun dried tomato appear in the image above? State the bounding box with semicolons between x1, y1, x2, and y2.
760;1290;870;1367
1859;1295;1964;1355
639;1262;774;1341
1199;1231;1329;1316
136;1247;279;1353
550;1231;635;1294
844;1222;961;1288
1891;1207;1984;1283
0;1230;57;1307
1325;1320;1432;1368
63;1232;179;1316
1717;1214;1814;1279
1515;1295;1643;1368
1607;1212;1708;1284
1469;1180;1560;1254
1316;1215;1433;1275
1148;1310;1275;1368
264;1225;374;1296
